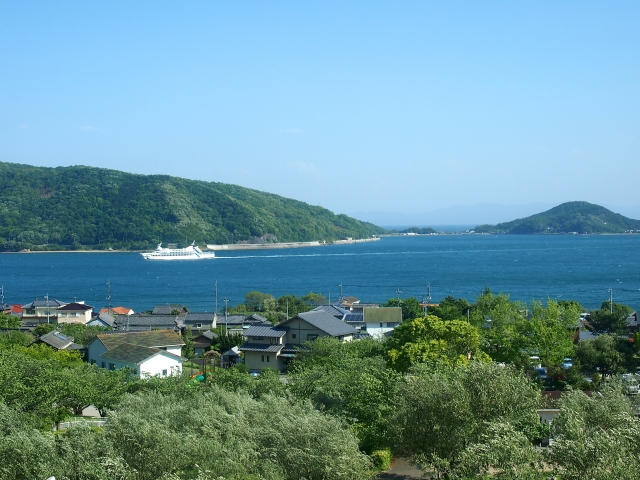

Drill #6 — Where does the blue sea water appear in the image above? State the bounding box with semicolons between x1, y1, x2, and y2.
1;235;639;312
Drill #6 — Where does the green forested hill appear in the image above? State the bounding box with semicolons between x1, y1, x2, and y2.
475;201;640;234
0;162;384;251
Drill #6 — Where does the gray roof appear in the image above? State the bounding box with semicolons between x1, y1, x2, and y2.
290;311;357;337
0;303;10;311
184;312;215;324
22;299;66;309
194;330;217;341
218;314;247;325
37;330;75;349
243;325;288;338
245;313;269;323
239;343;284;353
93;330;185;350
88;312;115;328
312;305;348;318
101;343;181;364
115;315;179;328
152;304;187;315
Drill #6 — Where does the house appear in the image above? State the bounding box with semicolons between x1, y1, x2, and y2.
240;310;357;373
87;330;185;378
87;312;116;329
362;307;402;338
193;330;217;356
57;302;93;325
221;346;242;367
35;330;84;351
113;314;182;332
22;298;66;322
0;303;10;314
98;306;135;316
217;313;271;334
152;304;188;315
184;312;217;334
340;295;361;309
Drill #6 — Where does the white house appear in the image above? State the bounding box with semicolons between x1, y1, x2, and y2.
363;307;402;338
22;298;66;321
87;330;185;378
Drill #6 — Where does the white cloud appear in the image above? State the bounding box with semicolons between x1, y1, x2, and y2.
78;125;100;131
279;127;302;134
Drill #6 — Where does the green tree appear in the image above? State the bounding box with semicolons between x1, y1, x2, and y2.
0;313;20;329
588;300;633;335
391;362;542;477
385;296;423;320
244;290;276;312
430;296;472;321
574;334;637;378
385;315;489;372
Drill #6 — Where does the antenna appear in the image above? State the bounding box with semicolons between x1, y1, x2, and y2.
339;282;343;302
396;287;403;306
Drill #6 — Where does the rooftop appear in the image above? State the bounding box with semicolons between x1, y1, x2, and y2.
94;329;185;350
58;302;93;311
243;325;288;338
101;343;181;364
289;310;357;337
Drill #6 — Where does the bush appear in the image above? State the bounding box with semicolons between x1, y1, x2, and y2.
370;448;392;470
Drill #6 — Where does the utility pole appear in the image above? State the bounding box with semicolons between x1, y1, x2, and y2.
339;282;343;302
609;287;613;314
223;298;229;336
396;287;403;306
46;293;50;324
215;281;218;314
1;286;4;305
106;280;111;313
425;283;432;317
286;299;289;319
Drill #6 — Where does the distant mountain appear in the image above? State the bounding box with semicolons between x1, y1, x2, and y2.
351;203;555;227
0;162;384;251
474;202;640;234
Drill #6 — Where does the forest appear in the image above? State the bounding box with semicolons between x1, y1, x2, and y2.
1;289;639;479
0;161;384;252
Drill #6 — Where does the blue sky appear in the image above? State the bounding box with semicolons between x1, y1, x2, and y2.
1;2;639;222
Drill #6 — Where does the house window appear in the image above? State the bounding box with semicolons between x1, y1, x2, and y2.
254;336;264;340
292;333;297;339
109;363;115;370
90;359;96;365
307;334;318;341
261;355;265;362
380;322;383;328
196;323;202;328
267;355;270;362
133;369;137;375
101;362;105;368
162;369;167;376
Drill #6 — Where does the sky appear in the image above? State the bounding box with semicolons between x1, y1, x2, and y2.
1;2;639;223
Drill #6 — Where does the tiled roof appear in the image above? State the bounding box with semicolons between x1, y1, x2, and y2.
101;343;180;364
94;330;185;350
99;307;134;315
312;305;348;318
22;299;66;308
184;312;215;324
194;330;217;341
218;314;246;325
152;304;187;315
290;311;357;337
0;303;10;311
38;330;75;349
239;343;283;353
58;302;93;311
243;325;288;338
115;315;179;328
245;313;269;323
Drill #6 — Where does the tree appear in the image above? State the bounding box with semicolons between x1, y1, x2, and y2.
430;296;471;321
588;300;633;335
384;296;423;320
244;290;276;312
301;291;328;306
548;385;640;480
385;315;489;372
0;313;20;329
181;330;195;359
391;362;542;477
574;334;637;378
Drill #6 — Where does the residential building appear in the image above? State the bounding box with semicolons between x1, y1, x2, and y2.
184;312;216;334
35;330;84;351
311;304;348;320
363;307;402;337
113;314;182;332
87;330;185;378
57;302;93;325
87;312;116;329
22;298;66;322
98;306;135;316
152;304;188;315
193;330;217;356
240;310;356;373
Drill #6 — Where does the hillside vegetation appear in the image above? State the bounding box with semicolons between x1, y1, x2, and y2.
475;201;640;234
0;162;384;251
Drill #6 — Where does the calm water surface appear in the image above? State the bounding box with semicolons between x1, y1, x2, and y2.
1;235;639;311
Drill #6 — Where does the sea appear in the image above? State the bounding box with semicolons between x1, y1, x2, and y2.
1;234;639;312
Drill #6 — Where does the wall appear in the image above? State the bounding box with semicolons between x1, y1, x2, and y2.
283;319;326;346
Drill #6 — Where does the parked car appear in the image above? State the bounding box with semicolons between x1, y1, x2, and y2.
562;358;573;369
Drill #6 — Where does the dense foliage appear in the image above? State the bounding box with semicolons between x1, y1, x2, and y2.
0;161;384;251
475;201;640;234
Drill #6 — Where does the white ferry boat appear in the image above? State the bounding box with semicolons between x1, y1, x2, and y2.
140;242;216;260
